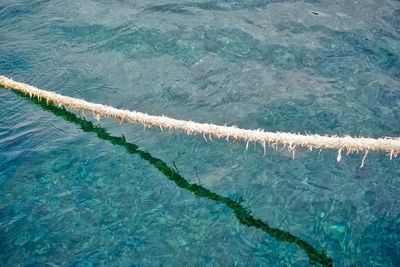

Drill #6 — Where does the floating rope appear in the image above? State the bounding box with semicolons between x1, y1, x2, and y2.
1;75;399;164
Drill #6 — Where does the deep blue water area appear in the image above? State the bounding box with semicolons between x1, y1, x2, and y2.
1;1;400;266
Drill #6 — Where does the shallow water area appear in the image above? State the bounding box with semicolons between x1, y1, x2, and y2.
1;1;400;266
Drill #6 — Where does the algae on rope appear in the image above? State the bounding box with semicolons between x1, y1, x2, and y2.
12;90;333;267
1;75;399;166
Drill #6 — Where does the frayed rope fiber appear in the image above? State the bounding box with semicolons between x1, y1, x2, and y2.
1;75;399;165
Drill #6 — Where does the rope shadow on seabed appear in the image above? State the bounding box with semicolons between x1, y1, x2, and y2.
10;90;333;267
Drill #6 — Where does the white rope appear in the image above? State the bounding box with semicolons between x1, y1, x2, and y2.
1;75;399;164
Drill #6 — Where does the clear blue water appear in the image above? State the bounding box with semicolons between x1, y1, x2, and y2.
1;0;400;266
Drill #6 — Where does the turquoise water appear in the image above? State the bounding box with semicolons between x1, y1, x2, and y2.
0;1;399;266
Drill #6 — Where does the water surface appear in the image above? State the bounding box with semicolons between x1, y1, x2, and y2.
1;0;400;266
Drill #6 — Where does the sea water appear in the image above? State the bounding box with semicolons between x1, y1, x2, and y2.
0;0;399;266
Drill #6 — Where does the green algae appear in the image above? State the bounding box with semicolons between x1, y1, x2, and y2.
10;90;333;267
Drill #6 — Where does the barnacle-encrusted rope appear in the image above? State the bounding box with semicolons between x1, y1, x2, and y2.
1;75;399;165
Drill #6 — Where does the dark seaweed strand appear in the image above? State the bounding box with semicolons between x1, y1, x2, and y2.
9;90;333;267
